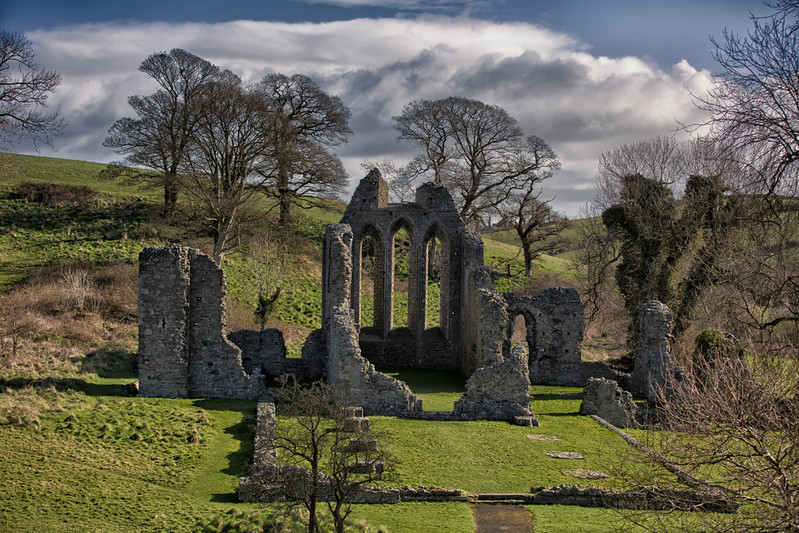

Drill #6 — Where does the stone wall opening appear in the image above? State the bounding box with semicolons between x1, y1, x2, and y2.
356;225;383;338
508;312;536;357
423;225;450;340
391;224;412;331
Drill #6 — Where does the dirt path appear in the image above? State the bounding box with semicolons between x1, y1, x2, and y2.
472;504;534;532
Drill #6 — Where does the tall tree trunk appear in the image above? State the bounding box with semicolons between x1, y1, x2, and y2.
277;165;293;224
163;174;179;217
519;226;534;277
278;187;292;225
212;215;233;264
523;242;534;277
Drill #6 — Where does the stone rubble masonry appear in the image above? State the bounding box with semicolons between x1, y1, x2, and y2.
579;377;640;428
505;288;580;383
227;329;324;381
252;402;277;468
631;300;677;403
459;231;491;374
321;224;353;331
138;245;265;399
327;306;423;416
528;484;736;512
453;345;534;421
138;245;190;398
226;329;285;377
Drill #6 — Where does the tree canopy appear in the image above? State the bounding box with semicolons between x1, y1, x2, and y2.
393;96;559;227
256;73;351;224
0;30;63;148
104;48;222;216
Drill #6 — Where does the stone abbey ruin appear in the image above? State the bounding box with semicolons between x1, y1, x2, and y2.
138;170;675;423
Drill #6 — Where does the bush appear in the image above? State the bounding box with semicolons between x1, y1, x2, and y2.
694;328;740;358
13;182;101;206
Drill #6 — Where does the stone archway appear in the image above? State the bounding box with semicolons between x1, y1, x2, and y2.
506;310;537;361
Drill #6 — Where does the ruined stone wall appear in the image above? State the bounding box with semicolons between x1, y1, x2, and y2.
138;246;190;398
453;346;534;422
502;288;631;387
504;288;584;385
323;222;424;415
227;329;287;377
579;377;640;428
335;170;467;372
327;307;423;415
631;300;676;402
226;329;324;381
137;245;265;399
459;232;485;374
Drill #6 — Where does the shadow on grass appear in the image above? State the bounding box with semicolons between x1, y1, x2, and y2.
382;369;466;394
81;348;137;379
531;393;582;402
0;376;129;396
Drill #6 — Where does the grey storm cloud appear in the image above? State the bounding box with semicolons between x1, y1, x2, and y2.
17;17;713;216
452;51;588;96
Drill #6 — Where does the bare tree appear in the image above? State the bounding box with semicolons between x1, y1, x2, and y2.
500;196;569;278
492;137;566;276
597;135;687;190
182;73;273;263
360;157;424;203
256;74;351;224
0;30;63;148
104;49;222;216
609;342;799;532
272;378;391;533
695;1;799;196
393;99;450;184
393;96;558;226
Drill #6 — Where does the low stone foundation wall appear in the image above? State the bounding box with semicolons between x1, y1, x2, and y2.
238;401;468;504
240;475;469;504
529;484;736;513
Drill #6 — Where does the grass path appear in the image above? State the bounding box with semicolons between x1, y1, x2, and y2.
186;399;256;503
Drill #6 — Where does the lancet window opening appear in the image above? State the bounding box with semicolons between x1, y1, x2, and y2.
359;232;377;328
391;224;412;329
424;225;451;336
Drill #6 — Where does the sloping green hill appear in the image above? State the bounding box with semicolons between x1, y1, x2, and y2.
0;153;653;533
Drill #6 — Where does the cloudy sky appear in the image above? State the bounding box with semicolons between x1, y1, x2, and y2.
3;0;764;216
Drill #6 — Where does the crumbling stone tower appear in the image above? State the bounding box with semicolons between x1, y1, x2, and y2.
138;246;265;399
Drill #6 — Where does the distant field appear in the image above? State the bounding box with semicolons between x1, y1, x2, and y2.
0;152;155;198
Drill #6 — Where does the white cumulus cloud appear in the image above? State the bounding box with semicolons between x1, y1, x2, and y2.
23;17;713;216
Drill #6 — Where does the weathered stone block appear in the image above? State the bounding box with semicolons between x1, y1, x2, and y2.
579;377;639;428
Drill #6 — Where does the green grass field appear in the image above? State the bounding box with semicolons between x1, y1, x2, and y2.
0;153;642;532
0;375;636;532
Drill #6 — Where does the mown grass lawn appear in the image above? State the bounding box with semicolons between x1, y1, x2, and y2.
0;376;641;533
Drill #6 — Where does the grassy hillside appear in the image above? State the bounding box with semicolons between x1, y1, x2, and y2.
0;153;642;532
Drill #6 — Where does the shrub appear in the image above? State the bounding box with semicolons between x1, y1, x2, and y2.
13;182;101;206
694;328;738;357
